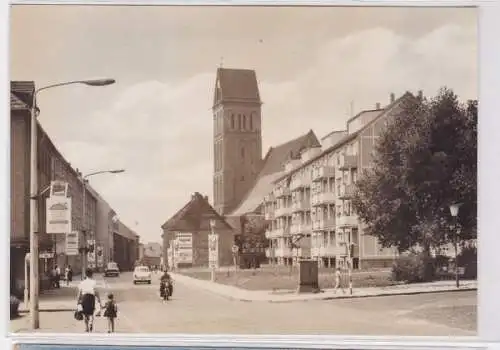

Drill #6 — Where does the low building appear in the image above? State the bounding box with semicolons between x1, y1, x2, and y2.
141;242;162;267
262;92;418;269
161;192;235;268
114;220;139;271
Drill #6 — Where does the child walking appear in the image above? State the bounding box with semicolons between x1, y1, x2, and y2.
103;293;118;333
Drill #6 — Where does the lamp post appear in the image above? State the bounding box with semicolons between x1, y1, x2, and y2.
449;203;463;289
81;169;125;279
28;78;115;330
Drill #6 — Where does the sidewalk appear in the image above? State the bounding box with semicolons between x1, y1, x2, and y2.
170;272;477;303
18;276;110;313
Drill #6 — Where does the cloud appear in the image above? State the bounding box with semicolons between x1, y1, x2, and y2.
52;23;476;243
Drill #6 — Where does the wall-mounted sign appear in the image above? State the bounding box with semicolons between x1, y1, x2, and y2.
46;197;72;234
65;231;79;256
175;233;193;264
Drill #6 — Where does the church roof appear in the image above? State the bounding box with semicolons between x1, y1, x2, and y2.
229;130;320;216
161;192;233;231
213;68;261;106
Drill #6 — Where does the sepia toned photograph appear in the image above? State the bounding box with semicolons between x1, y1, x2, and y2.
9;4;477;336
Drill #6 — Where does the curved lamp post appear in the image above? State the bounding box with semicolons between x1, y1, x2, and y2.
81;169;125;278
28;78;115;330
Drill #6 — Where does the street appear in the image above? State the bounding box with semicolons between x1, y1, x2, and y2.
11;271;476;335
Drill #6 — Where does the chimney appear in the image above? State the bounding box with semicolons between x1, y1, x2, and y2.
390;93;395;103
418;90;423;100
375;102;381;109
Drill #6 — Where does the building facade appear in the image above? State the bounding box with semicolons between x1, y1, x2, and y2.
263;92;418;269
212;68;263;216
10;81;99;294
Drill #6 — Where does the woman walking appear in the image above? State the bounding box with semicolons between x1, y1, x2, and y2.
77;268;102;332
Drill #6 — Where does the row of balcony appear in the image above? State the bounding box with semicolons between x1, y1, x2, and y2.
265;214;358;238
268;186;355;219
266;244;351;258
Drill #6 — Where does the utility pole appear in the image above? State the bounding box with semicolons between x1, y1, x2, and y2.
81;176;87;279
29;92;40;329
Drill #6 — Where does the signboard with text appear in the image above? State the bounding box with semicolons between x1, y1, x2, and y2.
46;196;72;234
65;231;79;256
175;233;193;264
208;233;219;269
87;239;96;268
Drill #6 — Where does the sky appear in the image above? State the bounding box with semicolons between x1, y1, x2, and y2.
9;5;477;244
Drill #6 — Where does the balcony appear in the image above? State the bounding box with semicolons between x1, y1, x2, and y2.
318;191;336;204
319;245;344;257
265;229;275;239
312;166;335;182
275;247;293;258
338;154;358;170
290;176;311;191
264;211;275;220
312;217;335;231
292;200;310;212
336;214;358;228
274;187;291;198
263;193;275;203
293;247;311;258
338;184;356;200
291;223;312;235
311;193;321;206
311;247;321;257
275;226;291;236
275;206;292;218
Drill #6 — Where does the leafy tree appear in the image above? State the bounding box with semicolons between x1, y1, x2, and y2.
352;88;477;254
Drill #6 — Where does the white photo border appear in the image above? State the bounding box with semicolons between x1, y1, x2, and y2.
2;0;499;349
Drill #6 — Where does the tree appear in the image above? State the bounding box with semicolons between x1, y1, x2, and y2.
352;88;477;253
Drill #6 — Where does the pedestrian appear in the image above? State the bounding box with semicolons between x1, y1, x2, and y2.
334;267;345;294
55;265;61;288
77;268;102;332
67;265;73;284
103;293;118;333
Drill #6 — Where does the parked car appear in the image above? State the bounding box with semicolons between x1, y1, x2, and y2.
133;265;152;284
10;295;20;319
104;262;120;277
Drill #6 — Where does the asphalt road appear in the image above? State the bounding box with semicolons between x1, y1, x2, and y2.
94;271;476;336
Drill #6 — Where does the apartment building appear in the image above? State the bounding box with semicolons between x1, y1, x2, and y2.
264;91;418;269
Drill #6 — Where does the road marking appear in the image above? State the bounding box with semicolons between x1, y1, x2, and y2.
98;276;145;333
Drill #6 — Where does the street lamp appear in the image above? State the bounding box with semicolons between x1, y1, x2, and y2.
449;203;463;289
81;169;125;278
28;78;115;329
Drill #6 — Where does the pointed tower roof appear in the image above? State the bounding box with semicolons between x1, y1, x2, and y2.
213;68;261;108
161;192;233;231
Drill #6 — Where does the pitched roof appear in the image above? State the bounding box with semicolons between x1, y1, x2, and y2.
229;130;320;216
161;192;233;231
213;68;261;106
11;81;35;110
116;220;139;240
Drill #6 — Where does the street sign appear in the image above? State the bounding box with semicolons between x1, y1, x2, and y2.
39;251;53;259
65;231;79;256
46;196;72;234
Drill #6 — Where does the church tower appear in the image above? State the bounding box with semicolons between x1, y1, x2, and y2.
212;68;263;215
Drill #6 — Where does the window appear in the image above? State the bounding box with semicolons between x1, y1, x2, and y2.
231;114;235;129
249;114;253;130
241;176;245;181
238;114;242;129
242;114;246;130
